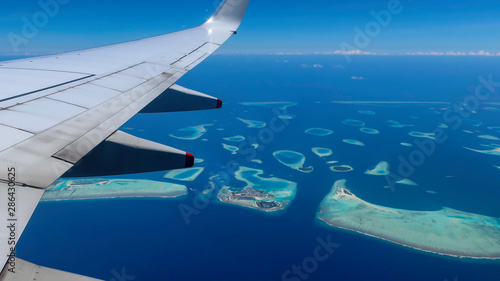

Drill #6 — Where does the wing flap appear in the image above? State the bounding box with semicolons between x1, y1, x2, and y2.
172;52;207;69
90;73;147;93
119;63;172;80
196;42;220;54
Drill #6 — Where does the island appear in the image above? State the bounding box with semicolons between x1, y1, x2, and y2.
387;120;414;128
273;150;313;173
164;167;205;181
223;135;246;142
488;126;500;133
342;119;365;127
365;161;389;176
463;119;483;127
223;188;283;211
409;131;436;139
330;165;353;172
342;139;365;146
239;101;298;111
236;118;266;128
42;178;187;201
464;146;500;156
222;143;239;154
299;166;314;172
396;178;418;186
305;128;333;136
216;166;297;213
358;110;376;115
169;124;212;140
478;135;500;140
360;127;379;134
316;179;500;259
312;147;333;158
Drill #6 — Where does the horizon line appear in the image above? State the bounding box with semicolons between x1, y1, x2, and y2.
2;50;500;58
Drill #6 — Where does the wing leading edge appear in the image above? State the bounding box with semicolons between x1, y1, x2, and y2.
0;0;250;279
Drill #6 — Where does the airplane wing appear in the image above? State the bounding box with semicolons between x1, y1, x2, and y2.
0;0;249;279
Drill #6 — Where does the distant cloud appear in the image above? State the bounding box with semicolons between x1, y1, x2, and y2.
404;50;500;56
271;50;500;57
300;63;324;68
351;76;364;80
275;52;306;55
334;50;375;55
312;50;378;55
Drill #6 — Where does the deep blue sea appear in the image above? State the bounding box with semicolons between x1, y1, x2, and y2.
7;55;500;280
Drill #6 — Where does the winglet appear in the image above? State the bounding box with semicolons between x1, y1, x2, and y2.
205;0;250;31
185;152;195;168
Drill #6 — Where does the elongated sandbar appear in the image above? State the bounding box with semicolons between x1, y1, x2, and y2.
43;179;187;201
316;180;500;259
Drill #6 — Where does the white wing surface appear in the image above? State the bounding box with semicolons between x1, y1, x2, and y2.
0;0;250;279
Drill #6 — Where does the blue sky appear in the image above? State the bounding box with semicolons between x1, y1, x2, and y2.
1;0;500;56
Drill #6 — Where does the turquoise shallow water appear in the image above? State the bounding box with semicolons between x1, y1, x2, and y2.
305;128;333;136
9;55;500;280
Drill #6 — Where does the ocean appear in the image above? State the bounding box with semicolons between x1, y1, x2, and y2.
5;54;500;280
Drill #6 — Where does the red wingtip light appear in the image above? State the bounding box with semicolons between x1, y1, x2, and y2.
216;99;223;109
185;153;195;168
